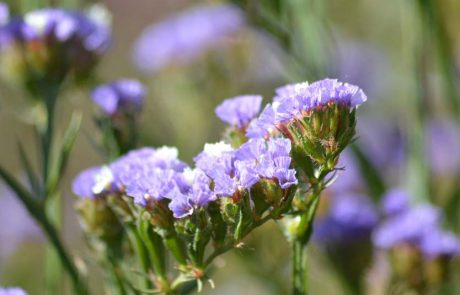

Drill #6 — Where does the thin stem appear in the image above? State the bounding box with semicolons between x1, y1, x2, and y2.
38;208;87;294
292;238;308;295
126;227;154;290
291;184;322;295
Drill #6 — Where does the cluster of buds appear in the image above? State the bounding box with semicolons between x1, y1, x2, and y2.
0;5;111;96
247;79;366;184
72;78;366;292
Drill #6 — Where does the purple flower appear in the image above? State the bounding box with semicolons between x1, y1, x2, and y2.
0;288;28;295
91;79;146;115
194;142;242;197
236;138;297;189
314;193;378;244
357;118;405;174
71;166;104;199
22;8;110;53
246;104;277;138
166;169;217;218
125;169;177;207
419;229;460;259
247;79;366;139
381;188;410;216
425;119;460;176
132;4;244;74
215;95;263;128
109;146;188;206
373;205;441;249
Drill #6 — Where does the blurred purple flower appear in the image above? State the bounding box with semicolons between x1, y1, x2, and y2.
314;193;378;244
0;287;28;295
381;188;410;216
215;95;263;128
0;184;42;262
22;8;110;53
373;204;441;249
425;119;460;176
91;79;146;116
419;229;460;259
357;117;405;173
71;166;103;199
132;4;244;74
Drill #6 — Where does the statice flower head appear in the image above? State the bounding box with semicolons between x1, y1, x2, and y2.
110;146;188;206
247;79;366;179
195;138;297;201
314;193;378;245
92;79;146;116
236;138;297;189
166;168;217;218
0;288;28;295
215;95;263;128
0;6;111;93
133;4;244;74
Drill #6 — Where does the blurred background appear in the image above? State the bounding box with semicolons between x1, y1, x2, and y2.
1;0;460;294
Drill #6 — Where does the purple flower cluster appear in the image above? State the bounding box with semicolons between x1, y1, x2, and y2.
0;8;110;53
215;95;263;128
0;288;28;295
314;193;378;244
132;4;244;74
373;189;460;259
195;138;297;198
165;169;217;218
91;79;146;116
247;79;367;138
73;137;297;219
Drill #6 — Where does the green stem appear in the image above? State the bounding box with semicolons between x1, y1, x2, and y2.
292;238;308;295
126;227;153;290
38;208;87;294
291;185;322;295
107;256;128;295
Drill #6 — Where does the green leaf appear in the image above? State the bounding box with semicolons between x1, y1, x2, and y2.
46;112;82;196
17;140;41;197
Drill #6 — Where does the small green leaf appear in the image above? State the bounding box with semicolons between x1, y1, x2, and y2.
46;112;82;196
